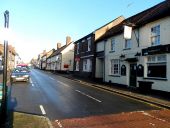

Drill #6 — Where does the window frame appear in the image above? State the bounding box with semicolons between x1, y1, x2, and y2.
110;59;120;75
87;37;91;51
147;55;167;79
125;39;132;49
151;25;160;46
75;61;79;71
111;38;115;52
83;59;92;72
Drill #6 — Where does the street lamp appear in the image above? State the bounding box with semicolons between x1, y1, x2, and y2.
0;10;9;127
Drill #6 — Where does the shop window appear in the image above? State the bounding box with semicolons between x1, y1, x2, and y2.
147;55;166;78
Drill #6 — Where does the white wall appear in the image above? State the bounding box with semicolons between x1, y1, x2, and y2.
96;41;104;52
104;16;170;92
61;43;74;71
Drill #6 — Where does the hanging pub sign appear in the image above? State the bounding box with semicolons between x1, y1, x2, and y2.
124;25;132;39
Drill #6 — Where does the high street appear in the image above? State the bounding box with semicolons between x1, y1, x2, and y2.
9;69;159;122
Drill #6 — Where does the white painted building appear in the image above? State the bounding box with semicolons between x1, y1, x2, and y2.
95;0;170;92
48;36;74;72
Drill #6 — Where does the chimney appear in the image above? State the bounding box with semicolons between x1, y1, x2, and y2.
43;50;46;54
57;43;61;50
66;36;71;45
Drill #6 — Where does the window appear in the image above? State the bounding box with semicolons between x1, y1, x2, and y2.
111;59;120;75
111;38;115;51
75;61;79;71
151;25;160;46
83;59;92;72
125;39;131;49
147;55;166;78
77;43;79;54
87;37;91;51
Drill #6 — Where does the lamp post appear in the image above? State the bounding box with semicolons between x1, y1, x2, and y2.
0;10;9;126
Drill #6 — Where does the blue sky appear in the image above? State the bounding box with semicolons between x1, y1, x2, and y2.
0;0;163;62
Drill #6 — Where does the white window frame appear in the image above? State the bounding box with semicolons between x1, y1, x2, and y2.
147;55;167;78
75;61;79;71
111;38;115;51
87;37;91;51
111;59;120;75
83;59;92;72
151;25;160;46
125;39;131;49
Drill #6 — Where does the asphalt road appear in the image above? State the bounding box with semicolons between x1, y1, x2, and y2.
9;69;159;121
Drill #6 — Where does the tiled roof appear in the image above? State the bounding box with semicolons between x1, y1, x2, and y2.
48;42;73;58
96;0;170;42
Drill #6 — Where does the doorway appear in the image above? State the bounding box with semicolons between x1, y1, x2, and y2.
129;63;137;87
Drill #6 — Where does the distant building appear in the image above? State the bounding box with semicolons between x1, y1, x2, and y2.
47;36;74;72
41;49;55;70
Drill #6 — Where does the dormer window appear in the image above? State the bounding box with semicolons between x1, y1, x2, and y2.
151;25;160;46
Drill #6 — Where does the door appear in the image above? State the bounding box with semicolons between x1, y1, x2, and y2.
129;63;137;87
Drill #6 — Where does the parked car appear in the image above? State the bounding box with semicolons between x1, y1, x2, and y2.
10;68;30;83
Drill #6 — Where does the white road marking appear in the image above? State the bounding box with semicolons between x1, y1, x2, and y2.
55;120;63;128
49;77;55;80
75;90;102;103
39;105;46;115
57;81;69;87
32;83;35;87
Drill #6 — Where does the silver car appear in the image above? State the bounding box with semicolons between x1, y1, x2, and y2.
11;68;30;83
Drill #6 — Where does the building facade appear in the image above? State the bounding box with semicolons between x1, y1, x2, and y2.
48;36;74;72
96;0;170;92
74;16;125;78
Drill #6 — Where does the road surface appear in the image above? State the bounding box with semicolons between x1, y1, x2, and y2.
10;69;159;121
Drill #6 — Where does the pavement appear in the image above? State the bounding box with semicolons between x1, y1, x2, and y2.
54;72;170;109
52;109;170;128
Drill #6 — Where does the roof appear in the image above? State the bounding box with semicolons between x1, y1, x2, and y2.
48;42;73;58
96;0;170;42
74;33;93;44
41;49;55;58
